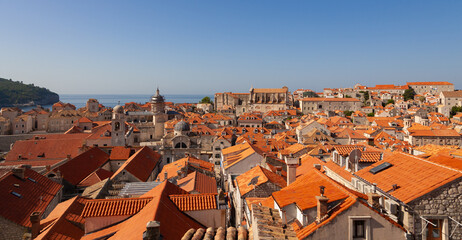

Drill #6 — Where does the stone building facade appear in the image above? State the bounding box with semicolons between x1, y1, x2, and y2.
214;87;291;115
407;82;454;95
406;179;462;240
300;98;361;114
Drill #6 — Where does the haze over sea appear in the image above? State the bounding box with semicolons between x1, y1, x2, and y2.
20;94;207;111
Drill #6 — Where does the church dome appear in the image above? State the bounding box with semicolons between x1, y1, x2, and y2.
151;88;164;103
174;120;190;132
113;105;124;114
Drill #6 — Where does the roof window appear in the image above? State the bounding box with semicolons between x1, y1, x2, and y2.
369;162;392;174
28;177;37;183
11;191;22;198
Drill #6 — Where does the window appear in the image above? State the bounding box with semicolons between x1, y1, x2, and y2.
349;217;370;240
215;154;221;158
353;220;365;238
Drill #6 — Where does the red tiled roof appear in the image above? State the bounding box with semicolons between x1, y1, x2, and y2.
112;147;161;182
5;134;89;161
37;196;87;240
82;197;153;217
296;154;324;177
109;146;134;160
157;156;214;181
356;152;462;203
300;97;361;102
0;168;62;227
236;165;286;196
59;147;109;186
95;181;202;240
77;168;113;187
272;169;349;210
177;171;218;194
407;81;453;85
169;193;217;211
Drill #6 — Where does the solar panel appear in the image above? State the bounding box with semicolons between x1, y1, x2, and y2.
369;162;392;174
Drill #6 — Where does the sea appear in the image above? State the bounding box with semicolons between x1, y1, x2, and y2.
19;94;209;112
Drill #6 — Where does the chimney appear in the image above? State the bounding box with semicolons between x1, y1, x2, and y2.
12;167;25;179
285;154;298;186
275;166;282;175
316;186;329;223
368;183;381;209
313;164;321;171
30;212;41;239
143;221;160;240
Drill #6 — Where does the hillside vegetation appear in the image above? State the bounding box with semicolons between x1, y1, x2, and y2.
0;78;59;107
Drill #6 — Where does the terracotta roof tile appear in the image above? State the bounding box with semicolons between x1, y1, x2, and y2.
407;81;453;85
272;169;349;210
236;166;286;196
300;97;361;102
177;171;218;194
59;147;109;186
82;197;153;217
109;146;135;160
36;196;87;240
0;168;62;227
157;156;214;181
355;152;462;203
5;134;89;161
169;193;217;211
111;147;161;182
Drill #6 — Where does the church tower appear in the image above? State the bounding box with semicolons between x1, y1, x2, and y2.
111;105;126;146
151;88;167;140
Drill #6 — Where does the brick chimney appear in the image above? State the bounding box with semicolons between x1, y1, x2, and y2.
313;164;321;171
30;212;41;239
12;167;25;179
367;183;381;209
143;221;160;240
285;154;298;186
316;186;329;223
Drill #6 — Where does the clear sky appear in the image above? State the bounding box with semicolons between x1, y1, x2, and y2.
0;1;461;95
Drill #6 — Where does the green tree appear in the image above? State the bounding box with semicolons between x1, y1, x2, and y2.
344;110;354;117
386;99;395;105
199;96;212;104
345;95;352;98
403;88;416;101
303;91;319;98
367;112;375;117
450;106;462;118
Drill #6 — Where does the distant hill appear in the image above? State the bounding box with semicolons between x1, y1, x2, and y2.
0;78;59;108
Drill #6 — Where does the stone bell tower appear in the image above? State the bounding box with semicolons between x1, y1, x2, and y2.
111;105;126;146
151;88;167;140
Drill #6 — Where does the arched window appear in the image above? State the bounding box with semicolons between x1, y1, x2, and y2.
115;122;120;131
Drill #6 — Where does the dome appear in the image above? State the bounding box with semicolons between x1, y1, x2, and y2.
113;105;124;114
151;88;164;103
174;120;190;132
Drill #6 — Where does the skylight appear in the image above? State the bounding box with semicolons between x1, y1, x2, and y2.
27;177;36;183
11;191;22;198
369;162;392;174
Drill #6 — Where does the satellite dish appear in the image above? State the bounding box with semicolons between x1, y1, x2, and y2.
349;149;362;168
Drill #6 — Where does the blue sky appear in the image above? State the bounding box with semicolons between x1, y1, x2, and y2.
0;1;461;95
